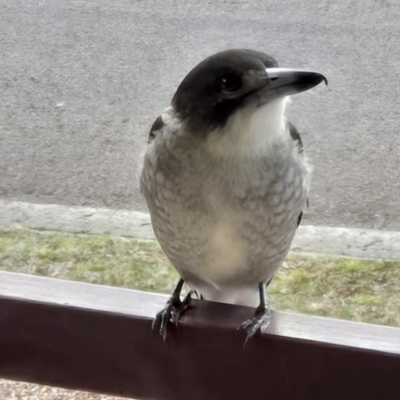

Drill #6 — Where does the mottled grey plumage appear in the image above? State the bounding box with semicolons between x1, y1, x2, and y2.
140;49;326;340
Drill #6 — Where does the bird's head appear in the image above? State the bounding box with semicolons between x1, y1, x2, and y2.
171;49;326;152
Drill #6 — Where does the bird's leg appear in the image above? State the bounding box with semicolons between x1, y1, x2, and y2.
240;282;271;345
152;278;193;340
171;289;193;325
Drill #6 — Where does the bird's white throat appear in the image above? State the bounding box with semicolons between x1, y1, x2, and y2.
207;97;290;158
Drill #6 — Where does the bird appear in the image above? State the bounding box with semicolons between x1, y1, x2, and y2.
140;49;327;342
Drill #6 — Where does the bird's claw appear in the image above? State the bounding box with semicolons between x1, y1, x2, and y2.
171;292;192;325
152;292;192;340
240;305;271;346
152;302;174;341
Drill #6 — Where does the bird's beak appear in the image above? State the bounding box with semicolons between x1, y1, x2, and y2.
263;68;327;97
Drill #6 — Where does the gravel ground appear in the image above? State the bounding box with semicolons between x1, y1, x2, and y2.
0;380;126;400
2;0;400;231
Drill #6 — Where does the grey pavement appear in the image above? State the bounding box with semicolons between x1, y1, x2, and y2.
1;0;400;231
2;199;400;260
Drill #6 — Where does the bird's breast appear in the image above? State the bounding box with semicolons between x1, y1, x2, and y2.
141;138;309;287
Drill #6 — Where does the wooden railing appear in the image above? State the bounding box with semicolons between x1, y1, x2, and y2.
1;270;400;400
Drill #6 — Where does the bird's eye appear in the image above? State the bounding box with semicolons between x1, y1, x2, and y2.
221;74;242;92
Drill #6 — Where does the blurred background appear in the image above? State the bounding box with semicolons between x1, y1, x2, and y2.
1;0;400;230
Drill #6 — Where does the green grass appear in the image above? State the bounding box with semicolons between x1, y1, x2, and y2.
1;226;399;328
0;226;177;292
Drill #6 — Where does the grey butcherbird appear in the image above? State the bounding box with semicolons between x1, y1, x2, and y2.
140;49;327;343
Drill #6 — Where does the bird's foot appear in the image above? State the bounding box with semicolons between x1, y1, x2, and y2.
240;303;271;346
152;291;192;340
171;291;192;325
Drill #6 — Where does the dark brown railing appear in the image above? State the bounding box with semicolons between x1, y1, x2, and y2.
1;270;400;400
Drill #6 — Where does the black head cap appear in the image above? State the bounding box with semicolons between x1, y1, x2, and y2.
172;49;279;134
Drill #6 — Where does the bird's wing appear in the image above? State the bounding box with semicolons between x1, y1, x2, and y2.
148;115;165;144
288;120;303;154
266;122;306;289
287;121;308;227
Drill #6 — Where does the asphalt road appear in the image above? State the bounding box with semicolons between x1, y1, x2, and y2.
1;0;400;231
